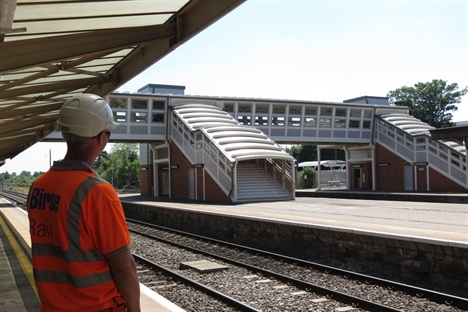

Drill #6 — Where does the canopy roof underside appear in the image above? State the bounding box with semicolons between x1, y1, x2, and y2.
0;0;245;163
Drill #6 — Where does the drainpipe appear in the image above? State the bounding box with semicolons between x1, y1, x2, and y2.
465;138;468;191
203;168;206;201
317;146;322;190
343;146;349;190
371;144;376;191
228;162;237;202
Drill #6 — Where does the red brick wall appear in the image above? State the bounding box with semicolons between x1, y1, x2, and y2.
428;167;466;192
376;143;466;192
170;142;230;202
139;164;153;196
203;170;230;202
170;143;191;200
376;144;413;191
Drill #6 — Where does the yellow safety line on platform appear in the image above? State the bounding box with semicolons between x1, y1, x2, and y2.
0;215;38;298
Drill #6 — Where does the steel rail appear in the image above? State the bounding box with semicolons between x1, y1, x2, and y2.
133;253;261;312
129;224;403;312
0;190;28;208
128;218;468;311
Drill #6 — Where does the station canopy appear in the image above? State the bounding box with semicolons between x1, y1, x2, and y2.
0;0;245;164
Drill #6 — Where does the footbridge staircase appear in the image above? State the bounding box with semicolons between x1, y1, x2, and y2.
169;103;295;202
375;113;467;189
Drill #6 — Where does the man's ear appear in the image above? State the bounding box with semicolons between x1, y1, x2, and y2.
95;131;106;146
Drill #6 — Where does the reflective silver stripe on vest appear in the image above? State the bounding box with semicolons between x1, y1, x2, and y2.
32;176;112;288
34;269;113;288
32;242;104;262
67;176;105;262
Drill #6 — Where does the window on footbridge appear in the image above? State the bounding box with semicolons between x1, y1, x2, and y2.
132;98;148;109
132;112;147;123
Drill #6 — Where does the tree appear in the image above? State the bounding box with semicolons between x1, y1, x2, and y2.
95;144;140;190
285;145;317;163
93;151;110;174
388;79;467;128
0;170;41;189
285;144;345;164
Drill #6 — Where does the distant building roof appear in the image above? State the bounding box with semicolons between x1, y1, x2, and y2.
344;96;388;105
137;84;186;95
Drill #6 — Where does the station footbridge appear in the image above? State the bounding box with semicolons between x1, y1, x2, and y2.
44;91;468;202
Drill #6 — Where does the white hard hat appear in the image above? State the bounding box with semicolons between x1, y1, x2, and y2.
57;93;119;137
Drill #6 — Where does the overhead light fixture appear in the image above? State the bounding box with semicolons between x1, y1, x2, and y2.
377;163;390;167
193;164;204;168
170;165;179;169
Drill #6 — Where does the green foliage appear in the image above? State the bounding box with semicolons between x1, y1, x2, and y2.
388;79;467;128
285;144;344;163
285;145;317;163
0;170;43;190
2;143;140;192
94;143;140;190
298;166;315;189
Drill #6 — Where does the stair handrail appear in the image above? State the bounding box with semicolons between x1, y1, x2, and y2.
375;115;466;187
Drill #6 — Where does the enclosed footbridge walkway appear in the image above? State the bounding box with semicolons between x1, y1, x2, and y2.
45;94;467;194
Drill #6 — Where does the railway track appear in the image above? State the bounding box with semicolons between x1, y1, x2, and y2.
2;190;466;311
135;254;260;311
128;218;468;312
0;189;27;209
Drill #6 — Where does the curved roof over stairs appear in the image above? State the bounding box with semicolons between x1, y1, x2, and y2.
378;112;466;154
171;103;294;162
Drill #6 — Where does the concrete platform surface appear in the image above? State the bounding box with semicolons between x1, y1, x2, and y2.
120;194;468;244
0;198;186;312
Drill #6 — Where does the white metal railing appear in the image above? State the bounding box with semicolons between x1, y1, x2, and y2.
170;111;233;195
259;158;295;195
375;117;466;187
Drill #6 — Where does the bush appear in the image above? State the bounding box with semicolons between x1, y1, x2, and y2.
298;167;315;189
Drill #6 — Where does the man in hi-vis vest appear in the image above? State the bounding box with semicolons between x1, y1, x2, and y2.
27;94;141;311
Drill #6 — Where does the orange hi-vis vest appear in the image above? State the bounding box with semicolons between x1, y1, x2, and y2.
27;161;131;311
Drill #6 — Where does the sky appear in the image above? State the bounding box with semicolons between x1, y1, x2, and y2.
1;0;467;174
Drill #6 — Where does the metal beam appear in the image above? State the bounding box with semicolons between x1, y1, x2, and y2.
1;102;62;119
0;76;111;99
0;134;36;150
0;89;73;113
0;23;176;72
0;116;57;136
